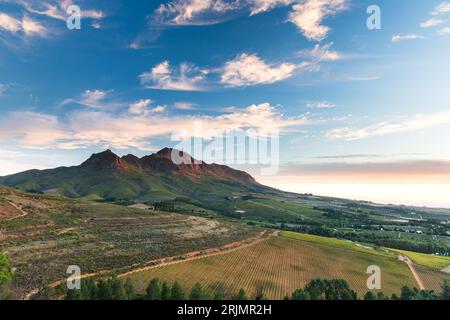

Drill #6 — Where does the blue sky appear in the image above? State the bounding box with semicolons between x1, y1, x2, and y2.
1;0;450;205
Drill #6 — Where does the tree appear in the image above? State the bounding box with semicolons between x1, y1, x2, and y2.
441;281;450;300
213;288;224;300
110;276;125;300
233;288;248;300
189;282;209;300
253;284;267;300
363;292;377;300
376;292;389;300
400;286;417;300
146;278;161;300
0;252;13;299
291;289;310;300
161;281;170;300
124;279;134;300
170;281;185;300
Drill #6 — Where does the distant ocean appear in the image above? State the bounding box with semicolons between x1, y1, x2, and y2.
263;182;450;208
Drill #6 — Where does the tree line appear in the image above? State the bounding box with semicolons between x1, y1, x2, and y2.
63;276;450;301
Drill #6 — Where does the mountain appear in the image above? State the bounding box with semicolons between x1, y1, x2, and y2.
0;148;265;202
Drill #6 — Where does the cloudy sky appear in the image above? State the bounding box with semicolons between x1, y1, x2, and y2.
1;0;450;206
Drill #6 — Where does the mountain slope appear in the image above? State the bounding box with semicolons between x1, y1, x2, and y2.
0;148;266;202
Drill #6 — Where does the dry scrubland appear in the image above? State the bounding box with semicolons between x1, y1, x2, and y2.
127;232;438;299
0;186;258;298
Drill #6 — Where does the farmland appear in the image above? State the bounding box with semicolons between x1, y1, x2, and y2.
126;231;427;299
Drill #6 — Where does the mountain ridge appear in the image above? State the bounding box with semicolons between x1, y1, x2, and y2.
0;148;265;202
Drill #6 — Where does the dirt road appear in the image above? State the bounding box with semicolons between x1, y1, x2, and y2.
4;201;28;221
399;254;425;290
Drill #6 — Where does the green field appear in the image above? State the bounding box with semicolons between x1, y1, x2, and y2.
390;248;450;269
126;232;421;299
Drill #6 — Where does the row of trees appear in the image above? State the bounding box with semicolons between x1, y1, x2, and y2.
154;201;175;212
64;276;450;301
363;284;450;300
65;276;134;300
287;278;450;300
145;278;251;301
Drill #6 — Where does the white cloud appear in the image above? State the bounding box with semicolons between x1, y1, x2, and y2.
391;34;425;42
0;12;21;33
432;2;450;15
0;84;6;96
438;27;450;35
151;105;167;113
174;102;197;110
154;0;240;26
140;61;208;91
298;42;341;61
61;89;121;110
0;12;47;37
0;103;307;150
306;100;336;109
248;0;293;15
91;22;101;29
221;53;297;87
420;18;444;28
326;109;450;141
129;99;152;115
18;0;105;21
288;0;347;41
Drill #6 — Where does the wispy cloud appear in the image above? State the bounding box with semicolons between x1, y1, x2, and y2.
17;0;105;21
139;61;209;91
431;1;450;15
129;99;166;115
61;89;122;110
391;34;425;42
248;0;294;15
326;109;450;141
306;100;336;109
0;84;6;96
153;0;240;26
420;18;444;28
438;27;450;35
174;102;198;110
132;0;347;47
0;12;48;37
297;42;341;61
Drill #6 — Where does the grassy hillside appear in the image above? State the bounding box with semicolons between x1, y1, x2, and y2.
125;232;421;299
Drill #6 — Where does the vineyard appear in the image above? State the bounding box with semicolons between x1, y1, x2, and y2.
126;232;423;299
